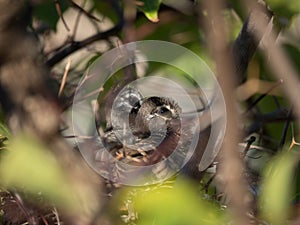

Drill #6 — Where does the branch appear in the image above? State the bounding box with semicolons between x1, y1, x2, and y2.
46;0;124;67
201;1;274;224
0;1;102;223
245;109;292;135
232;3;273;83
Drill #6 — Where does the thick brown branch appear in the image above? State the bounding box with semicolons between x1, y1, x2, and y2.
0;1;102;224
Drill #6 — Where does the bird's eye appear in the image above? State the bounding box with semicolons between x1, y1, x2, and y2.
158;106;169;114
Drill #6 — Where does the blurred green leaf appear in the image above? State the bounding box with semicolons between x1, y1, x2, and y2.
224;9;242;41
0;135;78;211
138;0;161;22
33;0;69;30
260;151;298;225
92;0;119;24
228;0;247;19
252;92;289;147
231;0;300;19
283;44;300;74
127;180;227;225
0;123;10;148
292;162;300;204
266;0;300;18
0;123;9;138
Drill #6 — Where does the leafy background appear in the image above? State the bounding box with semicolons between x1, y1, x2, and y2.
1;0;300;224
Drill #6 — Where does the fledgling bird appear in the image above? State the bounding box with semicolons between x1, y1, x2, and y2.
88;86;213;185
105;95;182;166
89;86;194;184
129;96;182;164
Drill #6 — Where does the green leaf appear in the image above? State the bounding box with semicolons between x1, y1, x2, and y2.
266;0;300;18
138;0;161;22
228;0;247;19
283;44;300;74
259;151;298;225
33;0;69;30
92;0;119;24
123;180;227;225
0;135;78;211
0;123;10;138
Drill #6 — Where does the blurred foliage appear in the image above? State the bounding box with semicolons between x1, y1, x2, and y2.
33;0;69;30
230;0;300;19
283;44;300;73
0;135;79;212
0;123;9;139
92;0;120;23
112;179;228;225
228;0;247;19
266;0;300;18
260;150;299;225
137;0;161;22
1;0;300;224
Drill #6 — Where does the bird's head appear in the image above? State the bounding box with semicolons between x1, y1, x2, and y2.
130;96;181;138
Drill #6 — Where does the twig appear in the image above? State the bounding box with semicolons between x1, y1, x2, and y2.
71;0;87;39
41;215;49;225
243;79;283;114
245;109;291;135
288;123;300;150
278;107;293;150
54;0;70;31
10;191;36;225
272;95;282;110
202;173;217;193
243;1;300;140
46;0;124;67
58;58;71;97
62;135;95;139
243;136;256;157
52;207;61;225
69;0;102;23
252;109;290;123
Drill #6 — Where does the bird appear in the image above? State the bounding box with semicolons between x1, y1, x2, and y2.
81;86;217;186
87;86;194;185
103;94;182;166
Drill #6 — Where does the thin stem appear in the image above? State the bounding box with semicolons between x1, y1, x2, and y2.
46;0;124;67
